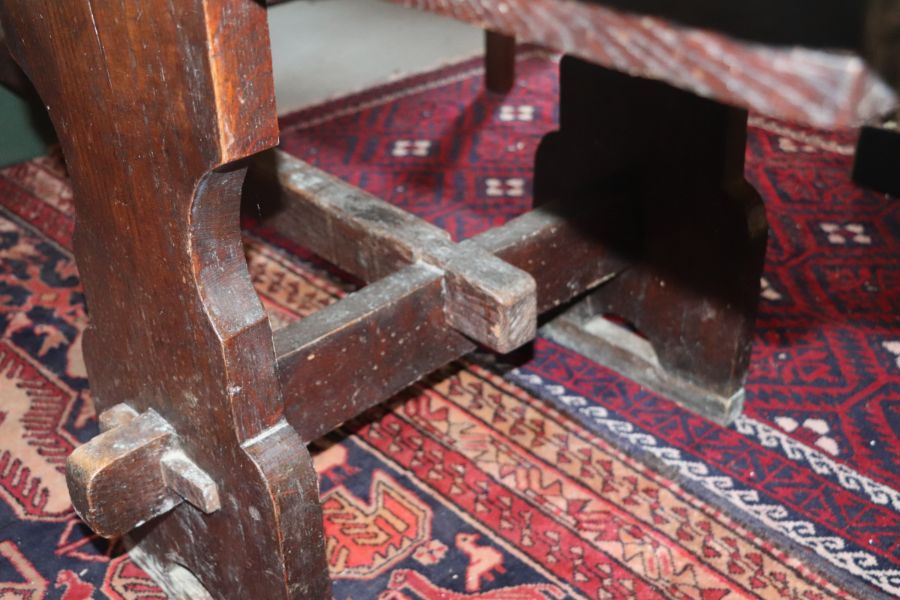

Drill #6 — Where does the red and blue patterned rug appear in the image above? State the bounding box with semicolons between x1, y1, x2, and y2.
1;50;898;599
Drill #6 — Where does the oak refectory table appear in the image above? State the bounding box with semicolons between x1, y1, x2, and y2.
0;0;895;598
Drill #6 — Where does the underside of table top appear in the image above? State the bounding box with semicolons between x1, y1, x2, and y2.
389;0;899;128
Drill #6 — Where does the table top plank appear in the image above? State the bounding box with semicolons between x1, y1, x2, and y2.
390;0;898;127
529;0;867;48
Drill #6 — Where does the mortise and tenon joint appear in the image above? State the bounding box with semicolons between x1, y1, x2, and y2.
67;404;221;538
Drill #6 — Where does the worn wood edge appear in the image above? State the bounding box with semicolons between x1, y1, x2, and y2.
98;403;139;433
472;205;572;256
542;312;744;425
183;1;287;444
161;452;221;514
191;169;286;443
250;149;450;281
274;263;475;441
66;410;181;538
201;0;279;163
273;263;444;361
68;406;225;536
239;420;331;598
253;150;537;352
438;241;537;352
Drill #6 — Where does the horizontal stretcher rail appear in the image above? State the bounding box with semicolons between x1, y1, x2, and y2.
249;150;536;353
250;150;624;441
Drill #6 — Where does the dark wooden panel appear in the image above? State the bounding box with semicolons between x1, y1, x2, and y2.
536;57;767;424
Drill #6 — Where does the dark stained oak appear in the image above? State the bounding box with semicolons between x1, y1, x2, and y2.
68;404;221;538
470;203;626;313
0;1;329;597
67;407;186;538
275;264;475;442
249;151;537;354
538;57;767;423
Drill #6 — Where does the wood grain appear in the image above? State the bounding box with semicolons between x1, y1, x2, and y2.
68;404;221;538
471;204;626;313
275;264;475;442
535;56;767;423
250;150;537;353
0;1;330;597
485;30;516;93
67;409;182;538
264;195;624;441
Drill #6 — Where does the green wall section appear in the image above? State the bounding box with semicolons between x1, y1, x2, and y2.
0;84;55;168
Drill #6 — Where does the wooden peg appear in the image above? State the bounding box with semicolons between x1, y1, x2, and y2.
66;405;220;538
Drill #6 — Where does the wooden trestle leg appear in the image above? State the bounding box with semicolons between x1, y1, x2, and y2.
0;1;330;598
538;56;768;424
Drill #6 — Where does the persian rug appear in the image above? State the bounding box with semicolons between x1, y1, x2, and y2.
1;49;898;599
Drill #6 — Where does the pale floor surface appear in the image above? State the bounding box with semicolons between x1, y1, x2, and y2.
268;0;483;113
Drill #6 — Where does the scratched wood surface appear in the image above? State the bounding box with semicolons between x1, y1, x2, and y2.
247;150;625;442
249;151;537;354
536;56;768;423
0;1;330;597
389;0;899;127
